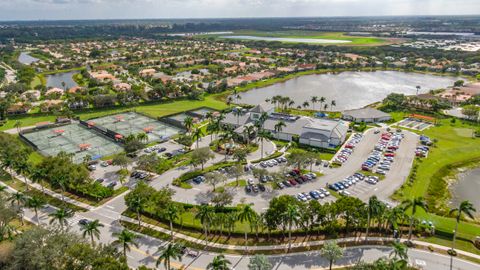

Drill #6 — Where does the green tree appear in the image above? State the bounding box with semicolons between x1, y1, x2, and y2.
164;203;180;239
183;116;194;133
8;192;26;225
283;204;300;250
48;207;74;231
321;240;344;270
449;200;476;253
207;254;231;270
190;147;214;170
26;196;46;225
237;204;258;251
205;171;227;192
80;219;104;246
402;197;428;241
248;254;272;270
192;127;204;149
195;205;214;244
365;196;383;241
156;242;184;270
113;229;139;258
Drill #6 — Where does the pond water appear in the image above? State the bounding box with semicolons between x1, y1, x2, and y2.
450;167;480;216
236;71;460;110
46;71;79;89
221;35;351;44
18;52;39;65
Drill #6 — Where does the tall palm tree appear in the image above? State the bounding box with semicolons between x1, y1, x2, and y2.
113;229;139;258
310;96;318;110
81;219;104;246
207;254;231;270
319;96;326;110
29;165;46;194
233;109;242;126
8;192;26;225
195;205;214;245
183;116;193;133
365;196;382;241
402;197;428;241
449;200;476;252
330;100;336;111
257;129;270;159
128;196;144;228
13;159;30;191
274;121;286;139
284;204;300;250
165;203;179;239
243;124;256;145
192;127;204;149
302;101;310;109
48;207;74;231
136;132;149;143
26;196;46;225
237;204;258;251
156;242;184;270
14;120;22;133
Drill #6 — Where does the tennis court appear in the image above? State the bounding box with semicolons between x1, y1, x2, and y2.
88;112;182;142
22;124;123;163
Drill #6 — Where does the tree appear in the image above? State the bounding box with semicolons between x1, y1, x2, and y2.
365;196;382;241
248;254;272;270
402;197;428;241
192;127;204;149
330;100;336;111
237;204;258;251
48;207;74;231
257;129;270;159
207;254;231;270
195;205;214;243
449;200;476;253
283;204;300;250
164;203;179;239
14;120;22;133
156;242;184;270
112;152;130;170
274;121;286;138
389;242;409;269
113;229;139;258
319;96;326;110
8;192;26;225
321;240;344;270
190;147;214;170
136;132;149;143
81;219;104;246
205;171;227;192
462;105;479;120
287;149;309;170
0;193;19;241
183;116;194;133
26;196;46;225
231;163;244;187
310;96;318;110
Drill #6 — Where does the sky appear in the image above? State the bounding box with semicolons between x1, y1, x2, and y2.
0;0;479;21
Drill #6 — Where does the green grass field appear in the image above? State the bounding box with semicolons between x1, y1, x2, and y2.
201;30;391;46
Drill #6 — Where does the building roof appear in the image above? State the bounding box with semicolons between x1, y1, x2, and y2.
342;108;390;120
250;102;274;114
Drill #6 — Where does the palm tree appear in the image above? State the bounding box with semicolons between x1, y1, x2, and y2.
81;219;104;246
183;116;194;133
156;242;184;270
29;165;47;194
195;205;214;245
302;101;309;109
402;197;428;241
113;229;139;258
8;192;26;225
319;96;326;110
48;207;74;231
165;203;179;239
192;127;204;149
237;204;258;251
330;100;336;111
310;96;318;110
14;120;22;133
233;109;242;126
283;204;299;250
257;129;270;159
207;254;231;270
128;196;144;228
365;196;382;241
389;242;409;269
449;200;476;252
321;240;344;270
243;124;256;145
136;132;148;143
323;103;328;111
13;159;30;191
274;121;286;139
26;196;46;225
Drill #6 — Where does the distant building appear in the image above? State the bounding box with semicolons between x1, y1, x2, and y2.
341;108;391;123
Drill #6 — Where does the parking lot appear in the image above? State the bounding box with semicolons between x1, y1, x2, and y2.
397;118;433;131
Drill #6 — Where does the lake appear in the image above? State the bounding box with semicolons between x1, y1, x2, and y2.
236;71;460;110
450;167;480;216
46;71;79;89
18;52;39;65
221;35;351;44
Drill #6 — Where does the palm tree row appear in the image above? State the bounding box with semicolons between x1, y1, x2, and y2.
268;95;337;112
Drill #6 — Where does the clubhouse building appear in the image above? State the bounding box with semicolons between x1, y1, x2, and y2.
221;103;348;149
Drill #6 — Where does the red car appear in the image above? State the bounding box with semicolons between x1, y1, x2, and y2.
289;179;298;186
384;152;395;157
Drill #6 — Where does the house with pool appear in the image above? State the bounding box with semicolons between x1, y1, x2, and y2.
221;103;349;149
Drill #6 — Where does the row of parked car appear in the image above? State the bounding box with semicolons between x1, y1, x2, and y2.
328;172;380;195
245;178;266;193
334;133;363;164
276;170;318;189
415;145;430;157
144;145;167;154
295;188;331;202
362;132;404;175
258;156;288;168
